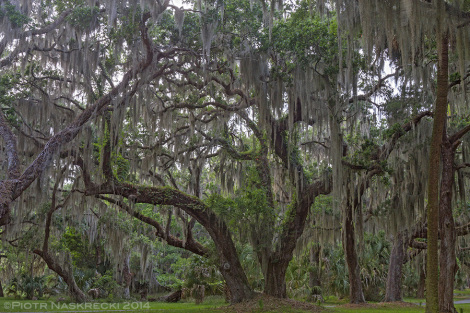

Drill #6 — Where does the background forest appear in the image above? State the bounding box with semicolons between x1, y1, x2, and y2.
0;0;470;312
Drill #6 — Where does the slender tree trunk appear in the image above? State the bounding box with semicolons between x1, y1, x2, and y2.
308;244;323;302
438;140;457;313
417;268;426;298
343;210;365;303
309;244;321;290
33;250;87;302
343;184;365;303
426;2;448;310
384;232;404;302
122;254;132;299
0;279;4;297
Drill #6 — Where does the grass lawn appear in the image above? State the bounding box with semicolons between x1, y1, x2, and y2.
0;294;470;312
0;296;226;312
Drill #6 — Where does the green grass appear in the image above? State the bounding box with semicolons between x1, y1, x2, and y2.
0;296;226;312
455;289;470;300
329;307;423;313
403;297;425;304
0;295;469;313
327;303;470;313
322;295;350;305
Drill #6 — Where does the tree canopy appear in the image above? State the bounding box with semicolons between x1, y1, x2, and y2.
1;0;470;311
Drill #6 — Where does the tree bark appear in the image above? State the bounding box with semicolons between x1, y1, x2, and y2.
216;236;253;303
161;290;182;302
308;244;323;302
309;244;321;290
384;232;405;302
426;2;448;311
261;103;331;298
0;280;4;297
343;195;365;303
417;268;426;298
122;254;132;299
33;250;87;302
341;177;365;304
438;139;457;313
262;176;332;298
263;258;289;298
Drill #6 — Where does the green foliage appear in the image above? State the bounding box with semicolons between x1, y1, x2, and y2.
113;153;130;181
205;193;236;221
343;137;380;170
311;194;334;215
450;71;461;84
286;253;311;299
323;245;349;297
74;267;98;291
61;227;96;269
0;1;29;28
236;244;264;290
206;164;272;234
52;0;87;13
184;256;222;293
267;3;339;75
298;232;391;301
360;231;390;301
222;0;264;50
402;262;420;297
67;6;100;30
92;271;120;298
7;274;45;300
109;6;142;45
382;123;404;140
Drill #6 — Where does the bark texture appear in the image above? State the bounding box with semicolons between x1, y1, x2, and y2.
261;106;332;298
123;254;132;299
438;138;457;313
384;232;405;302
417;268;426;299
426;5;448;311
308;244;323;302
343;184;365;303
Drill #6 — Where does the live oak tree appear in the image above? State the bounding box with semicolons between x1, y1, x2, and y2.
2;0;470;306
0;0;333;302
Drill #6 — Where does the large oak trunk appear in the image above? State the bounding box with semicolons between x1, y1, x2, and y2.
216;237;254;303
438;141;457;313
263;258;289;298
384;232;404;302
